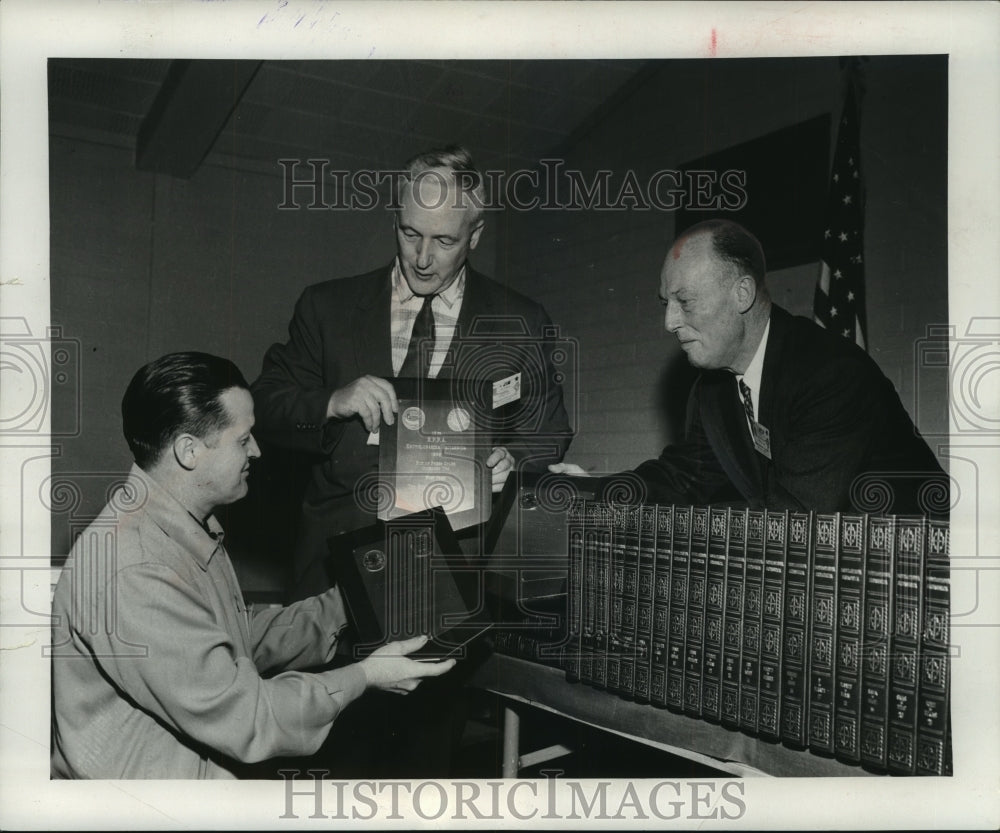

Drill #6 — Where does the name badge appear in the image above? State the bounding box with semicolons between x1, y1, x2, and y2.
493;372;522;409
750;420;771;459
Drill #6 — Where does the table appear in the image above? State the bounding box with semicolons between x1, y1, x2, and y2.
470;653;876;778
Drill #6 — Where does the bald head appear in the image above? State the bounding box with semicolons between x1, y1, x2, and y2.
658;221;771;374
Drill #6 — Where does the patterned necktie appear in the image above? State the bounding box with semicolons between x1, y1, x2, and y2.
399;294;436;378
738;378;755;425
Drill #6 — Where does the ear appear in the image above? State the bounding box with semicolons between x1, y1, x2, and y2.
733;274;757;314
172;434;199;472
468;218;485;251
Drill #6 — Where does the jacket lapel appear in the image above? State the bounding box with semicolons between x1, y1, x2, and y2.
756;305;788;437
353;264;394;378
701;372;764;502
438;266;498;381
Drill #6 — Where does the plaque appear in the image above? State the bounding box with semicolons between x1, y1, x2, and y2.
328;508;492;659
378;377;491;531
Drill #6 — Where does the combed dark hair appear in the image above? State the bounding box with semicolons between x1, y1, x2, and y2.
402;144;485;220
678;219;767;287
121;352;248;469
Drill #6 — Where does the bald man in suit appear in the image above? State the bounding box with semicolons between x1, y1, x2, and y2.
553;219;947;516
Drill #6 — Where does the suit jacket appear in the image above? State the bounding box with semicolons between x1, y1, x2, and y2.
626;305;947;515
251;264;573;580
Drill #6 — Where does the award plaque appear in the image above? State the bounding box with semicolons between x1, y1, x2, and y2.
378;377;491;531
328;508;492;659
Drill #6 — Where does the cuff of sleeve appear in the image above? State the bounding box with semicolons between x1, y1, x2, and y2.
319;662;367;705
320;415;347;454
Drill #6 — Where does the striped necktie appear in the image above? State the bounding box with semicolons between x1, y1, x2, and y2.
399;294;436;378
738;378;755;425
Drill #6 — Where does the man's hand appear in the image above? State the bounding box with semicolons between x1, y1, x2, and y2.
358;635;456;695
326;376;399;433
487;446;515;493
548;462;592;477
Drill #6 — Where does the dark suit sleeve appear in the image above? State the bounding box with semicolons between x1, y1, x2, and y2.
481;296;573;470
765;353;882;512
251;286;345;456
511;305;573;469
625;377;736;505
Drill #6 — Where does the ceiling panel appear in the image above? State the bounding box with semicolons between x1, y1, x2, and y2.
48;58;653;175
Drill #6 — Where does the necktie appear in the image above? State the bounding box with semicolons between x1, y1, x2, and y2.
738;378;755;425
399;294;436;378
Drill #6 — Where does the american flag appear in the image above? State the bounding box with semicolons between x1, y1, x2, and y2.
814;79;867;349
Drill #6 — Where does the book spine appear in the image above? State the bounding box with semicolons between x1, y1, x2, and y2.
684;506;709;717
721;507;747;730
633;505;657;704
606;504;628;694
618;505;642;699
834;513;867;764
565;499;586;683
493;629;549;664
887;516;925;775
916;518;950;776
493;628;513;656
808;512;840;755
702;507;728;723
650;505;674;708
781;511;813;748
666;505;692;712
579;502;599;686
591;503;613;690
860;514;895;770
740;509;766;735
759;510;788;741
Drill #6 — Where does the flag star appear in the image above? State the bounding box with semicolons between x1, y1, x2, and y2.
833;269;842;279
853;170;859;178
842;194;852;205
848;156;854;166
833;173;840;183
831;307;838;317
847;291;855;301
824;228;831;238
842;329;851;338
839;231;848;242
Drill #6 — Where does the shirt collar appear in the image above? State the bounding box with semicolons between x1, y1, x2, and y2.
391;257;465;309
736;317;771;398
122;464;224;570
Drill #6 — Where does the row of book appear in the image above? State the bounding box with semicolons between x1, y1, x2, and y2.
492;503;951;776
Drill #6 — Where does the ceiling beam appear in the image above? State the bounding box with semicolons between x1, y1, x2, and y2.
135;59;262;178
